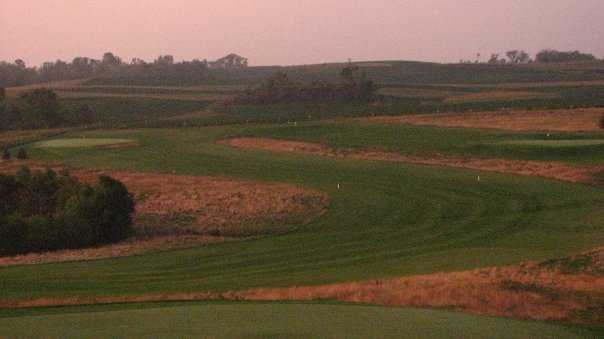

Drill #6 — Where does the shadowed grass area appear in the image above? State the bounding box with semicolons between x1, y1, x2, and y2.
0;302;601;339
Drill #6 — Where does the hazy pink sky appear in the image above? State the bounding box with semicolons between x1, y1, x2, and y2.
1;0;603;67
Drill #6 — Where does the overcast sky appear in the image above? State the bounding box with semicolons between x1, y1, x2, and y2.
1;0;603;67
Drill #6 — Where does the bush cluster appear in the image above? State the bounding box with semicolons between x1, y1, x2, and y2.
235;66;377;104
536;50;597;63
0;88;97;130
0;167;135;255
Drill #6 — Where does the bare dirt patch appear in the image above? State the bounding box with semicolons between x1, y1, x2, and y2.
222;138;604;184
0;161;329;266
360;108;604;133
2;248;602;325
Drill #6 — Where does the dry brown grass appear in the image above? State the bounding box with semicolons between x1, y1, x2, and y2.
0;235;226;267
0;160;329;266
360;108;604;133
2;248;602;324
222;138;604;184
224;250;604;324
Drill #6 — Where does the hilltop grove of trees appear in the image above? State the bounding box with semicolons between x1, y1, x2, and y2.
235;64;377;104
535;50;597;63
0;88;97;130
476;49;600;65
0;167;135;255
0;52;249;88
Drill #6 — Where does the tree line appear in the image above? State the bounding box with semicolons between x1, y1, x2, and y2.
0;88;97;130
235;64;377;104
478;49;598;65
0;167;135;255
0;52;249;88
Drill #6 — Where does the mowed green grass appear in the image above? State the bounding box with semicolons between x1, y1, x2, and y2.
249;120;604;164
1;126;603;302
0;302;600;339
499;139;604;147
35;138;135;148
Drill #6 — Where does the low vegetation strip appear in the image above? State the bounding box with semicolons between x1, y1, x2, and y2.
0;235;226;267
442;90;556;104
360;108;604;132
222;137;604;184
1;248;601;325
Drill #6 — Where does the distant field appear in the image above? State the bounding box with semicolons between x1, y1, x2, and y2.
55;85;241;102
85;60;604;86
371;108;604;133
249;120;604;164
0;302;599;339
59;97;210;127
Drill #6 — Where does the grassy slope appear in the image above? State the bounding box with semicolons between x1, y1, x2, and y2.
249;121;604;164
60;97;210;125
0;302;600;339
1;127;603;301
87;61;604;86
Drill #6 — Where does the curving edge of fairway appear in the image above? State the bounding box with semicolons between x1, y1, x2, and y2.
34;138;137;149
498;139;604;148
0;302;601;339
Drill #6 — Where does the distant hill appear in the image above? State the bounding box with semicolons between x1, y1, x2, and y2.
85;60;604;87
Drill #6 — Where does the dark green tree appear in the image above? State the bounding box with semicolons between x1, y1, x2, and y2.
0;167;135;255
16;148;27;160
18;88;60;129
93;176;135;243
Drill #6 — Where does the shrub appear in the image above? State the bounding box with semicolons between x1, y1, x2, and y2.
1;148;10;160
93;176;136;243
536;49;597;63
18;88;60;129
16;148;28;160
0;167;135;255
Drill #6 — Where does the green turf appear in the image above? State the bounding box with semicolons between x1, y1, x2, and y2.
499;139;604;147
246;120;604;164
0;302;600;339
1;126;603;302
35;138;135;148
59;97;210;127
